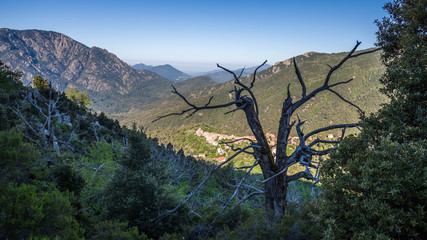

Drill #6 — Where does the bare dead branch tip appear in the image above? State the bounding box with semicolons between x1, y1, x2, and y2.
293;57;306;97
250;60;268;89
327;88;364;114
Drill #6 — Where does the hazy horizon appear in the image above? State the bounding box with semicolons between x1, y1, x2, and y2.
1;0;389;73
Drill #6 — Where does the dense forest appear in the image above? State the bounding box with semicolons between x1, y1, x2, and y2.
0;0;425;239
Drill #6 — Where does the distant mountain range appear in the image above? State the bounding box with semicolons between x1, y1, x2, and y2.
133;63;192;82
195;64;271;83
0;28;387;135
133;62;272;83
0;28;215;113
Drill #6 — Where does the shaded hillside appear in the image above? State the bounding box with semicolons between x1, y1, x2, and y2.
134;63;192;81
120;49;387;136
0;28;174;113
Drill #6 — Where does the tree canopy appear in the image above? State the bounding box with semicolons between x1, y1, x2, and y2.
320;0;426;238
65;87;93;108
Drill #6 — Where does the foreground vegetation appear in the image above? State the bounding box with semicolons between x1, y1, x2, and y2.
319;0;426;238
1;1;425;239
0;60;320;239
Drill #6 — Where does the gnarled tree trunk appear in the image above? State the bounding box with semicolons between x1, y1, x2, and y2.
154;42;380;218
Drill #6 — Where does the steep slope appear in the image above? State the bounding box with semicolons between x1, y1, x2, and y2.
133;63;192;81
120;49;387;136
0;28;172;113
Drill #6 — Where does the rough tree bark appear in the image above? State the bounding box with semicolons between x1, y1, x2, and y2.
154;42;380;217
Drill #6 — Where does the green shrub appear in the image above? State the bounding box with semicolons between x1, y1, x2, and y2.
90;220;149;240
0;60;22;92
215;204;322;240
320;136;426;239
51;164;86;196
103;168;188;239
0;183;84;239
0;130;37;184
320;0;426;238
65;87;93;108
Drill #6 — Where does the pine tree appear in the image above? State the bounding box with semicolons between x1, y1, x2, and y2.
33;75;50;95
320;1;426;239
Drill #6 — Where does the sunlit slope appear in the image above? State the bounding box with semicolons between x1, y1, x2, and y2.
120;49;386;136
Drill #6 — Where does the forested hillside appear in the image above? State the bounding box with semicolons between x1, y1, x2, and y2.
121;49;387;136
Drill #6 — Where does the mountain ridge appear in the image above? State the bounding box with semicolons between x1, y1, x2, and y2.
119;48;387;136
133;63;192;81
0;28;215;113
194;64;271;83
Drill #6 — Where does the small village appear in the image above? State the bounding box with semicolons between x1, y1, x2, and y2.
193;128;335;162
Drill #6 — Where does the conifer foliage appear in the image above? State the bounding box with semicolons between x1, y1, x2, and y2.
320;1;426;238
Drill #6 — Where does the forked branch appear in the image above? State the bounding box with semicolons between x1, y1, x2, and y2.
153;85;238;122
304;123;359;140
154;60;268;122
290;42;380;112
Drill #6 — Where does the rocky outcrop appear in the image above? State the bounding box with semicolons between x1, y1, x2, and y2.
0;28;172;112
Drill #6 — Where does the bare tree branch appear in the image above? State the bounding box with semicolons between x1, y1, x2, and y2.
8;106;41;138
324;41;362;86
350;47;381;58
153;42;379;216
217;63;263;118
234;191;264;207
261;165;291;183
290;43;379;113
327;88;364;113
216;64;247;88
304;123;359;140
152;144;260;222
308;138;340;147
286;169;316;182
293;57;306;97
250;60;268;89
153;85;239;122
212;158;259;224
328;78;354;88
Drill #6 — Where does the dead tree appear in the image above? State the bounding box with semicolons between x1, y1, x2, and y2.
9;85;63;153
155;42;380;217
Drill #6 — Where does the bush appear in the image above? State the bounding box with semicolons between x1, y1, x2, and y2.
320;136;426;239
51;164;85;196
103;168;188;239
215;204;322;240
0;183;84;239
90;220;149;240
0;130;37;184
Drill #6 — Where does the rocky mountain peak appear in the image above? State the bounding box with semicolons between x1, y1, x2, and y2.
0;28;173;112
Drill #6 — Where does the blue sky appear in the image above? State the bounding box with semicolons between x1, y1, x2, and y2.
1;0;388;73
